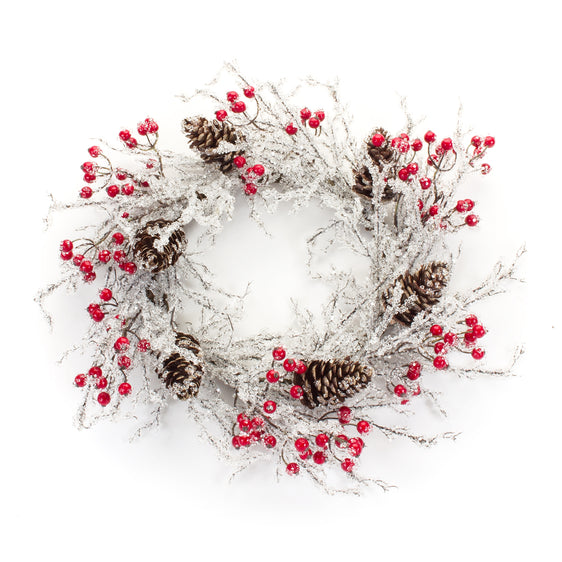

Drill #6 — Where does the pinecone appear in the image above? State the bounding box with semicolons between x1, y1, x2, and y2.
383;262;449;325
160;333;203;400
293;359;372;409
133;219;186;273
182;116;245;173
352;128;397;202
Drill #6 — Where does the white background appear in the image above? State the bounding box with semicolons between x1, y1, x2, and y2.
2;1;560;560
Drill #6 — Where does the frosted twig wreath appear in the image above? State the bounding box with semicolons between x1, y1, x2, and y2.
40;64;523;494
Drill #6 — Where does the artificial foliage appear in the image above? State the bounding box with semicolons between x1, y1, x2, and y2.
39;64;523;494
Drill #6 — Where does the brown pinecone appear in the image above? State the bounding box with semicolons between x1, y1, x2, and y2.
352;165;396;202
133;219;186;273
182;116;245;173
383;262;449;325
293;359;372;409
366;127;395;172
160;333;203;400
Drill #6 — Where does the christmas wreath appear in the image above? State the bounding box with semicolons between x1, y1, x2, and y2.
40;64;523;494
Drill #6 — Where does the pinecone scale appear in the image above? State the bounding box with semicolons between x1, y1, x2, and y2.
133;219;186;273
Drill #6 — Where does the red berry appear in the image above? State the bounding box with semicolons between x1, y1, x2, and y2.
290;385;303;399
348;438;363;457
83;271;96;283
97;392;111;406
231;101;246;113
398;168;410;181
107;184;119;198
418;199;424;210
117;355;131;369
464;331;478;346
443;332;457;346
118;382;132;395
315;434;329;448
124;262;137;275
263;400;277;414
300;108;312;121
137;122;148;136
394;384;407;397
472;348;485;360
233;155;246;168
272;347;286;361
283;358;296;372
253;164;265;176
243;87;255;98
481;163;491;175
112;232;125;245
295;438;309;452
335;434;348;448
434;342;446;355
119;130;131;141
308;117;320;129
81;161;95;173
413;385;421;396
226;91;238;102
80;186;93;199
244;183;257;195
419;177;432;190
407;361;422;380
74;374;87;387
456;199;469;213
137;339;150;352
96;377;108;389
266;369;280;383
313;451;326;464
61;239;73;252
285;122;298;135
250;416;264;429
441;137;453;151
428;154;438;166
472;324;486;338
238;435;250;447
407;162;419;175
465;214;479;226
286;462;299;475
315;110;325;122
424;130;436;143
215;110;228;122
121;183;134;196
99;288;112;301
79;260;93;273
465;314;478;327
412;138;423;151
391;136;410;152
465;199;475;211
115;169;128;181
357;420;371;434
471;136;482;147
430;324;443;336
338;406;352;424
88;146;102;157
83;173;96;183
295;361;307;375
433;356;448;370
60;251;73;261
232;436;241;449
113;250;126;263
98;250;111;263
263;434;276;448
371;133;385;147
429;205;439;216
341;458;355;472
89;366;102;378
114;336;130;351
484;136;495;148
72;254;84;266
125;138;138;149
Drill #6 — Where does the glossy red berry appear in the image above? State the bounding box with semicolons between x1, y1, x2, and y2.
98;250;111;263
295;438;309;452
315;110;325;122
419;177;432;190
107;184;119;198
233;155;246;168
434;342;446;355
429;205;439;216
430;324;443;336
72;254;84;266
226;91;238;102
80;186;93;199
83;271;96;283
74;374;87;387
99;288;112;301
308;117;320;129
83;173;96;183
243;86;255;98
115;169;128;181
79;260;93;273
433;356;448;370
295;361;307;375
481;163;491;175
441;138;453;151
338;406;352;424
418;199;424;211
244;183;257;195
88;146;102;157
290;385;303;399
286;462;300;475
112;232;125;245
464;331;477;346
465;314;478;327
117;355;131;369
348;438;363;457
121;183;134;196
263;434;276;448
266;369;280;383
119;130;131;141
113;250;126;263
407;361;422;380
60;251;73;261
123;262;137;275
471;136;482;147
283;358;296;372
137;122;148;136
263;400;277;414
231;101;246;113
216;110;227;121
285;122;298;135
472;324;486;338
412;138;423;151
407;162;419;175
484;136;495;148
398;168;410;181
137;339;150;352
371;133;385;147
465;214;479;227
394;384;407;397
96;377;108;389
335;434;348;448
272;347;286;361
89;366;102;378
315;434;329;448
472;348;485;360
443;332;457;346
341;458;355;472
456;200;469;212
114;336;130;351
357;420;371;434
61;240;73;252
231;436;241;449
253;164;265;176
424;130;436;143
81;161;95;173
313;451;327;464
238;435;250;447
300;107;311;121
125;138;138;149
465;199;475;211
97;392;111;406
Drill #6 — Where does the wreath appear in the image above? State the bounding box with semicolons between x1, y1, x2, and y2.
40;64;523;494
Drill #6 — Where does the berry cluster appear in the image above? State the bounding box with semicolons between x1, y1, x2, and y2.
73;364;133;408
234;156;267;196
231;412;277;450
215;87;255;123
267;346;307;399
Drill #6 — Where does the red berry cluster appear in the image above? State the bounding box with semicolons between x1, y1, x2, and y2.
234;157;267;196
267;346;307;399
468;135;495;175
231;412;276;450
215;87;255;123
73;364;133;407
119;117;159;151
298;107;325;132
